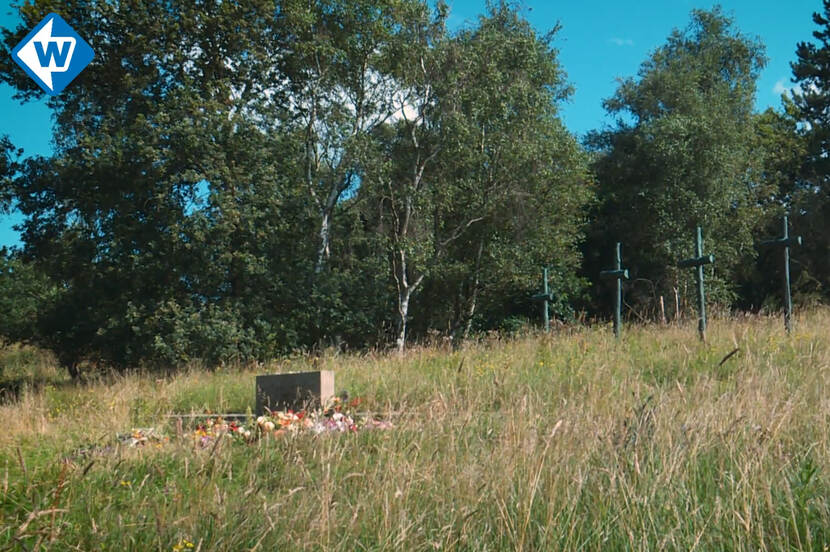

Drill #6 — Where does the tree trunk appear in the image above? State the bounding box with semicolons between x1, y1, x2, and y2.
396;287;411;354
67;361;80;380
674;285;680;322
315;174;351;273
462;283;479;341
316;209;331;273
461;239;485;341
393;247;424;354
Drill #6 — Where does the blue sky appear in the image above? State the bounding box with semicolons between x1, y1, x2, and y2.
0;0;820;247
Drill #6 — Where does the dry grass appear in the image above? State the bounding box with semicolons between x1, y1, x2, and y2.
1;309;829;550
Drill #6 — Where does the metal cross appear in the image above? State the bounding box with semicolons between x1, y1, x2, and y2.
761;215;802;334
531;266;555;332
600;242;629;338
678;226;715;341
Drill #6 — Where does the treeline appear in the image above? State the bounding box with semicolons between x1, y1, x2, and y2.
0;1;827;375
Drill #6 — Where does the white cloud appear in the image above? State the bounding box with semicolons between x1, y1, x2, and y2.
608;37;634;47
773;79;791;96
773;78;819;98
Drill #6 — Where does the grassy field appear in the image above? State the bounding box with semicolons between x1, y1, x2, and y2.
1;309;829;551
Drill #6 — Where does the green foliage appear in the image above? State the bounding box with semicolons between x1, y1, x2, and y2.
2;1;287;370
0;1;406;370
788;0;830;304
0;253;55;347
0;0;592;370
1;1;829;372
361;2;592;344
585;8;770;316
738;107;810;309
0;135;19;212
432;6;591;332
792;0;830;179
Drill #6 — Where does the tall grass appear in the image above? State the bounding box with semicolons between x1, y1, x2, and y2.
1;309;829;550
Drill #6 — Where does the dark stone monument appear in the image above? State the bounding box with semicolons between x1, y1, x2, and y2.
255;371;335;415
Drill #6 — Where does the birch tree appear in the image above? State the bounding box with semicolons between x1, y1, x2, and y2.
365;2;591;350
279;0;421;273
421;5;590;339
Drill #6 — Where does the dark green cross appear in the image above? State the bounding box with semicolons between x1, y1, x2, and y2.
531;266;555;332
600;242;629;338
677;226;715;341
761;215;802;334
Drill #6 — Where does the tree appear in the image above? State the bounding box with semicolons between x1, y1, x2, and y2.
277;0;423;274
1;1;296;372
0;140;46;351
792;0;830;180
585;8;768;317
0;136;18;213
0;250;55;348
412;4;591;339
1;0;593;367
0;0;446;369
789;0;830;303
732;106;813;310
360;2;591;351
358;2;446;353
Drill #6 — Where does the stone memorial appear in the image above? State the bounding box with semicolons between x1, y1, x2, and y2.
255;371;335;415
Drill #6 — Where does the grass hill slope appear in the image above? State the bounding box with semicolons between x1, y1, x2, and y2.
1;310;829;550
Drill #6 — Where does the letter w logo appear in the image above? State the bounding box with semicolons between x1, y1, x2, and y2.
11;13;94;95
34;39;74;68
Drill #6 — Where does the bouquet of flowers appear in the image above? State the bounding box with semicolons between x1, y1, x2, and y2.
121;395;393;450
193;417;252;447
255;396;393;437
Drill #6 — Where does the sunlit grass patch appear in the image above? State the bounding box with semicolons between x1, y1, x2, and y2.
1;308;829;550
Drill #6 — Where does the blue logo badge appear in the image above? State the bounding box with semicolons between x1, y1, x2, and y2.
11;13;94;96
